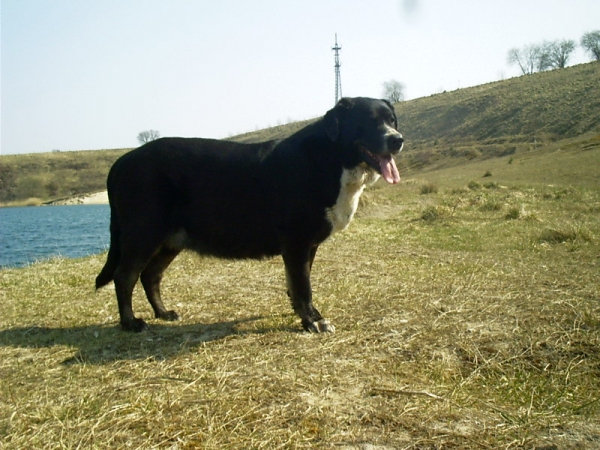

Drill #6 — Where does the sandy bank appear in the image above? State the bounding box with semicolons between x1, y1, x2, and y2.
46;191;109;205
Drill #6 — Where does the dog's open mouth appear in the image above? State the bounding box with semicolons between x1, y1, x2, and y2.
360;147;401;184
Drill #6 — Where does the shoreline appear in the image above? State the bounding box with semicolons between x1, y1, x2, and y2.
45;190;109;206
0;191;109;208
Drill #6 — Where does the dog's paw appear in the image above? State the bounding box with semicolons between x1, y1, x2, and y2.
304;319;336;333
121;318;149;333
157;310;180;321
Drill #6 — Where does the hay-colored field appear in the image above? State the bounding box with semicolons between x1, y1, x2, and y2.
1;140;599;448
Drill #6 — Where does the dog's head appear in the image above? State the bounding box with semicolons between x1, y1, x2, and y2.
324;97;403;184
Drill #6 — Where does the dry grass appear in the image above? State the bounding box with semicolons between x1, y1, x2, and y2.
2;142;600;448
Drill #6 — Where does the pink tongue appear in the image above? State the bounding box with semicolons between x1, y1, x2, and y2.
375;154;401;184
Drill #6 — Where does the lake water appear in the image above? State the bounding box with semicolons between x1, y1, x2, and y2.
0;204;110;268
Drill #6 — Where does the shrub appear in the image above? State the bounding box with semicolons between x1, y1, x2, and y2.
501;146;517;157
464;148;481;160
505;207;521;220
420;182;439;195
24;197;43;206
540;229;574;244
480;200;503;212
468;181;481;190
412;151;435;168
553;187;577;200
539;226;591;244
421;205;443;222
15;176;46;199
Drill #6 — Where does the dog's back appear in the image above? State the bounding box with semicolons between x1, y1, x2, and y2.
106;137;292;259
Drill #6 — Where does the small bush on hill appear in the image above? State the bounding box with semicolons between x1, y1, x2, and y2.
468;181;481;190
505;207;521;220
540;225;591;244
420;182;439;195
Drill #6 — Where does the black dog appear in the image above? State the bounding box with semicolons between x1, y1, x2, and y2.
96;97;403;333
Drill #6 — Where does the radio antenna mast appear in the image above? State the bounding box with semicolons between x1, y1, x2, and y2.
332;34;342;104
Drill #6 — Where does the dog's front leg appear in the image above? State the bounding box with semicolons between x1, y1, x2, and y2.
282;244;335;333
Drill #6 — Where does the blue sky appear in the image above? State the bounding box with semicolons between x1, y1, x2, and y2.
2;0;599;154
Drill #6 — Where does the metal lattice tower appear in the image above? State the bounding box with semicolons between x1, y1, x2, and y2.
332;34;342;104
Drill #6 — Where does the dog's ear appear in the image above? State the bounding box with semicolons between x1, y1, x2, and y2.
324;97;354;142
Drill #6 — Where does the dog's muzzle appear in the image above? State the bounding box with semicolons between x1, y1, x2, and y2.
387;133;404;153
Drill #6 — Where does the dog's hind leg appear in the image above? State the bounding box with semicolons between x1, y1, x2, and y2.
283;243;335;333
113;258;149;332
113;222;170;332
140;247;181;322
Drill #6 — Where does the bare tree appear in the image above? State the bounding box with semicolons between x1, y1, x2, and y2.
545;39;576;69
137;130;161;145
382;80;405;103
508;44;550;75
581;30;600;61
507;48;527;74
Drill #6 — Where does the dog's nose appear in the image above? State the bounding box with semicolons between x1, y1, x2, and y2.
387;133;404;152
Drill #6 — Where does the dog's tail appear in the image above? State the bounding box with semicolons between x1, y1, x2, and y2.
96;204;120;290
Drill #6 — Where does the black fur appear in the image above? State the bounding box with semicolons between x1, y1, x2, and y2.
96;97;403;332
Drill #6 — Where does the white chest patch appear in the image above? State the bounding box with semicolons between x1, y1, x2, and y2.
326;165;379;234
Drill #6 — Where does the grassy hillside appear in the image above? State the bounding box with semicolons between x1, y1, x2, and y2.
1;62;598;205
1;139;599;447
0;148;130;205
398;62;600;143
